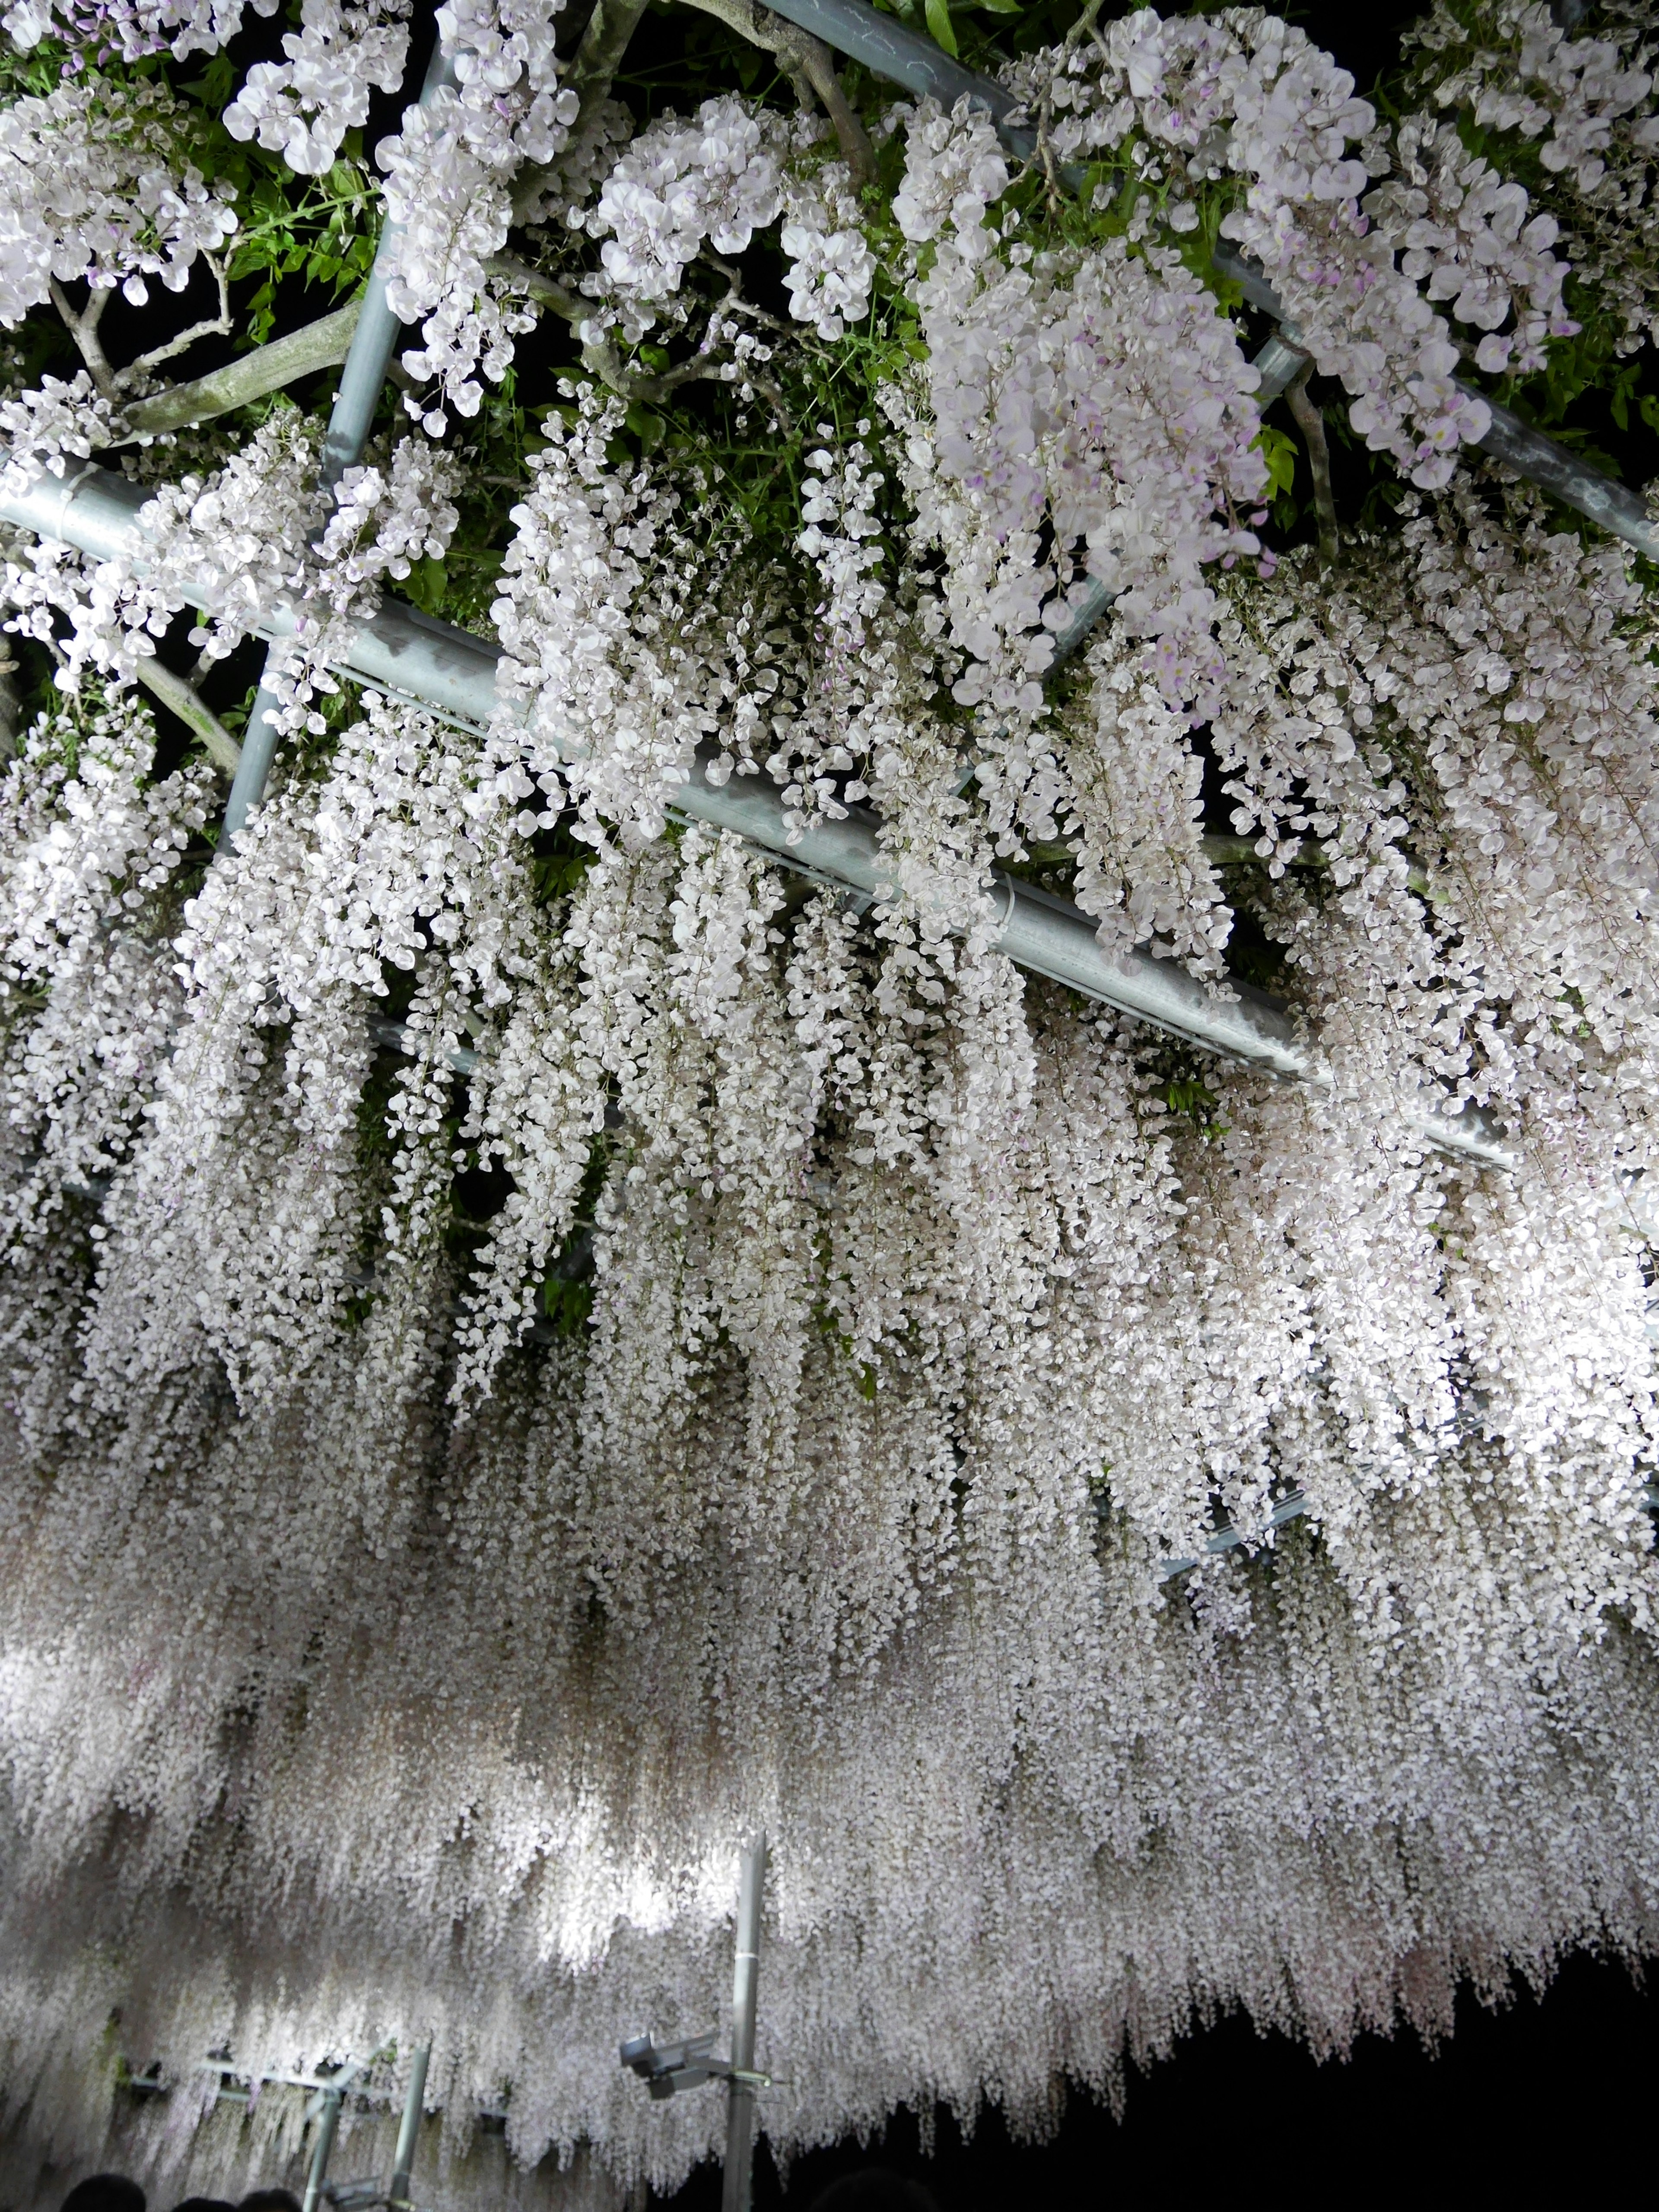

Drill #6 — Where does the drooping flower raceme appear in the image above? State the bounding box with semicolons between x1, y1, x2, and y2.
0;372;123;502
224;0;413;178
583;95;874;343
0;73;238;326
375;0;576;426
1403;0;1659;352
1006;7;1576;485
891;95;1268;791
0;0;268;64
1364;111;1575;375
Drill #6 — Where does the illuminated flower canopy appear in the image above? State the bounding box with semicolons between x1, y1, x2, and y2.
0;0;1658;2203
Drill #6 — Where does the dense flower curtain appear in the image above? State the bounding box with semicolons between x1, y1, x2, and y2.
0;0;1658;2201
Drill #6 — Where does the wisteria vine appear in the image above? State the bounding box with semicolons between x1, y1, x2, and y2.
0;0;1657;2206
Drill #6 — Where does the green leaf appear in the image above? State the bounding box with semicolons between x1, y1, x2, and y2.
540;1276;595;1335
1252;424;1297;503
924;0;959;55
184;51;237;114
404;557;448;616
624;402;667;452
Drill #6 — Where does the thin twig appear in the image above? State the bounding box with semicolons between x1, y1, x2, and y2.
701;254;795;337
1063;0;1109;50
1284;361;1339;569
117;256;234;390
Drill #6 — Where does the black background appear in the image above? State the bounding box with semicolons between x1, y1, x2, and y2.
658;1950;1659;2206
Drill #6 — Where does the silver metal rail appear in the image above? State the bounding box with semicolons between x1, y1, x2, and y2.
300;2081;346;2212
0;457;1515;1170
387;2042;430;2210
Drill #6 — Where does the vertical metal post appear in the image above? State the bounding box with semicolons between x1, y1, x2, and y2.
299;2086;344;2212
386;2041;430;2209
221;33;461;847
721;1833;766;2212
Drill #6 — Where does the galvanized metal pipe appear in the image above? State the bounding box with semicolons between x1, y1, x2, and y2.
0;457;1516;1170
721;1834;766;2212
300;2085;344;2212
760;0;1018;121
387;2041;430;2210
225;35;462;847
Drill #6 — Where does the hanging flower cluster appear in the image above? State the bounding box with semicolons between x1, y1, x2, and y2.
0;1;1658;2206
0;72;237;326
376;0;577;426
0;0;269;66
1006;7;1578;482
893;99;1270;724
1403;0;1659;351
3;410;461;729
584;95;874;343
1364;110;1575;376
224;0;413;178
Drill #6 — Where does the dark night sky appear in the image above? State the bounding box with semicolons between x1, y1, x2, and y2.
658;1951;1659;2207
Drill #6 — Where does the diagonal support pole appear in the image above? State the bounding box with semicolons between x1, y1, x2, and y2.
222;34;461;848
300;2085;346;2212
386;2040;430;2209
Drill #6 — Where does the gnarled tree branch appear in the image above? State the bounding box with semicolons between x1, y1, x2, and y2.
114;301;364;444
483;253;585;325
1285;360;1339;569
49;279;118;398
116;255;234;392
133;655;242;778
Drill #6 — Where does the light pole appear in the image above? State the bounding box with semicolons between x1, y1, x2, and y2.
620;1832;770;2212
721;1836;766;2212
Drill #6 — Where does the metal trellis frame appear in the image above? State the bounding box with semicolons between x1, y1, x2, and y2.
0;457;1516;1170
619;1833;770;2212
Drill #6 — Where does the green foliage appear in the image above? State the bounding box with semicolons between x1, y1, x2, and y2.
224;157;381;344
1254;423;1299;531
540;1274;595;1335
1159;1074;1228;1141
924;0;960;59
